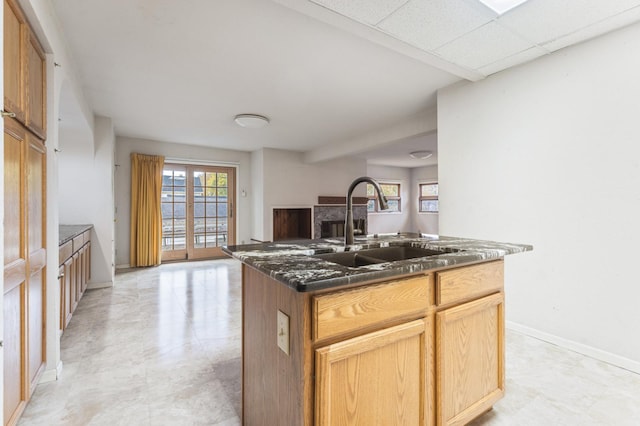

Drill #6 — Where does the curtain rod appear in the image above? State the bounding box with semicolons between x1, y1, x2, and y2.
164;157;240;167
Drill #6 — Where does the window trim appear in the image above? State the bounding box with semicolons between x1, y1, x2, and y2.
418;182;439;213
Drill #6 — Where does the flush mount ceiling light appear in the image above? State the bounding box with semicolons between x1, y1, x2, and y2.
234;114;270;128
478;0;529;15
409;150;433;160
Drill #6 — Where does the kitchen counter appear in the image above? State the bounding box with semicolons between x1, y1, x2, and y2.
59;224;93;245
223;233;532;291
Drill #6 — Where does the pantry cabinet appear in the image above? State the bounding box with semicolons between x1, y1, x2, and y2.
3;0;48;424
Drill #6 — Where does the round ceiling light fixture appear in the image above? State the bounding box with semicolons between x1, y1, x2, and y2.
409;150;433;160
234;114;270;128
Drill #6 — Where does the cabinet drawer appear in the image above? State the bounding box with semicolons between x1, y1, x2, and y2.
72;235;84;252
83;230;91;244
313;275;430;341
436;260;504;307
59;241;72;265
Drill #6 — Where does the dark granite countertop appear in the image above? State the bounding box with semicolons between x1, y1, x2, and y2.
59;224;93;246
223;233;532;292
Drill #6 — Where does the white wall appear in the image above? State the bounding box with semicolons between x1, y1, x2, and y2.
412;165;439;234
114;137;252;266
250;149;265;241
438;22;640;371
258;148;367;241
58;117;115;287
366;164;412;234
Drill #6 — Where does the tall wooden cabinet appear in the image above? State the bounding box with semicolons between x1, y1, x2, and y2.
3;0;47;424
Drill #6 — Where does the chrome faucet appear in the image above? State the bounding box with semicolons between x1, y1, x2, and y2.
345;177;389;246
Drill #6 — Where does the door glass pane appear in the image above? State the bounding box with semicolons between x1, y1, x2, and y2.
206;172;217;188
218;173;228;188
217;203;227;217
206;203;216;217
174;170;186;186
194;202;205;218
161;167;187;252
217;187;227;197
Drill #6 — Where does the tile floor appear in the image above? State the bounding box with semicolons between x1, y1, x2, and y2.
18;259;640;425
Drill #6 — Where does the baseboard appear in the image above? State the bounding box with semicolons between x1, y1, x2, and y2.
38;360;62;384
506;321;640;375
116;263;130;270
87;281;113;290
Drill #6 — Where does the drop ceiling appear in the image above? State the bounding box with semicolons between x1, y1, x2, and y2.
50;0;640;165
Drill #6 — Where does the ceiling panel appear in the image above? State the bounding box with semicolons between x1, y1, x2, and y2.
499;0;640;45
436;21;532;69
310;0;409;25
377;0;496;51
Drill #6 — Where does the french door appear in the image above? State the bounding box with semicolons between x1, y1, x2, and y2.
161;164;235;261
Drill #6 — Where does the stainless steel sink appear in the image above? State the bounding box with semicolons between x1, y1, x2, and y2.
314;246;444;268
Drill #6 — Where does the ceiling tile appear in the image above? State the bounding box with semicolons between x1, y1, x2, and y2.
542;6;640;52
377;0;496;51
309;0;409;25
478;45;547;75
499;0;640;45
435;21;533;69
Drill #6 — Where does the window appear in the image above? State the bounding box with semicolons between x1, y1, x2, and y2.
367;183;401;213
419;183;439;213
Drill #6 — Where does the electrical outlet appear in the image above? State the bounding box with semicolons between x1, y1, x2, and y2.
277;310;290;355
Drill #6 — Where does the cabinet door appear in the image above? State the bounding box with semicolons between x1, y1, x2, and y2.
26;134;46;394
3;117;27;424
72;252;79;311
58;265;65;331
3;0;27;123
316;319;428;426
63;257;73;328
436;293;504;426
25;29;46;139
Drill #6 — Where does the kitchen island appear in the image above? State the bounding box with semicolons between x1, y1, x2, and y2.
223;233;531;426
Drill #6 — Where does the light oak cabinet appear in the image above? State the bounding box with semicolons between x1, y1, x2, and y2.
3;118;46;425
316;319;428;426
3;0;46;138
434;261;505;426
58;230;92;331
25;29;46;139
3;0;47;423
3;0;26;122
242;259;505;426
436;293;504;426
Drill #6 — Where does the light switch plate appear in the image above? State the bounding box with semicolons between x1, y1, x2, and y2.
277;310;290;355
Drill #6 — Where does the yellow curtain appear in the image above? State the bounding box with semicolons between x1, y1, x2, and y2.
130;153;165;267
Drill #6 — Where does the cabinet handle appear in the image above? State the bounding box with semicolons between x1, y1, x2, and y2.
1;110;16;118
58;273;65;279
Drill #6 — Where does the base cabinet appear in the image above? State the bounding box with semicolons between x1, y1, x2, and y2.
58;231;91;331
242;259;505;426
436;293;504;426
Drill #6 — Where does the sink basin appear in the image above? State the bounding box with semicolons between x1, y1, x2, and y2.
313;252;385;268
313;246;445;268
355;246;444;262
